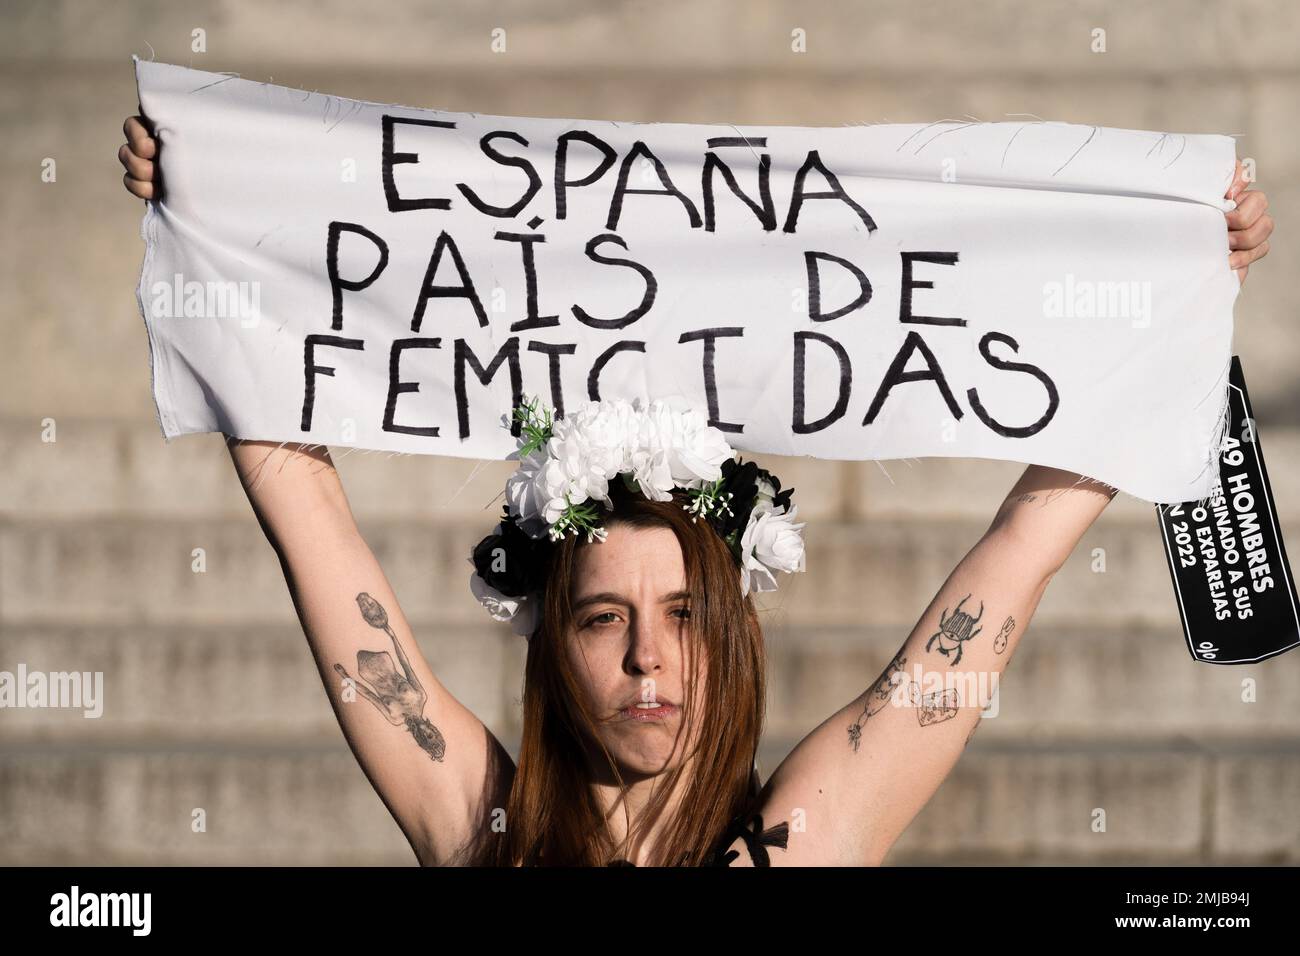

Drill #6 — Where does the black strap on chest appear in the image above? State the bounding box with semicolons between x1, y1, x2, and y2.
709;811;790;867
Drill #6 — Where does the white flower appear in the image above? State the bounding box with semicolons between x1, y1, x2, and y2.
505;398;630;536
570;398;639;469
752;476;778;516
469;571;540;638
506;395;735;533
635;397;733;493
504;447;556;538
626;443;676;502
738;504;807;596
508;594;541;638
485;393;809;630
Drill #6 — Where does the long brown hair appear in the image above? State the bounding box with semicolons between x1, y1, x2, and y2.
485;480;767;866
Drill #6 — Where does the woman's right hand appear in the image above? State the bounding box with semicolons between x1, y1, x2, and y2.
119;114;158;199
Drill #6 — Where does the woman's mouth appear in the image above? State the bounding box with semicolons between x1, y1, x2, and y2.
620;702;678;722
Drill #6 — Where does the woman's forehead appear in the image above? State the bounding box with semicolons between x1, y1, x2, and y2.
573;524;686;592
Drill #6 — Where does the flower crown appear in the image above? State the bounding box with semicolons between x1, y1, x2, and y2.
467;394;807;638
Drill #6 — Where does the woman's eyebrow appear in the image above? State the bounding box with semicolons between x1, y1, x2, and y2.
572;589;690;611
572;591;626;612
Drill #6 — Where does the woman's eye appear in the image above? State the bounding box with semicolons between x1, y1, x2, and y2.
583;608;689;628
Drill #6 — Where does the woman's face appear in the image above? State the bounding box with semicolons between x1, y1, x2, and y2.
566;522;706;778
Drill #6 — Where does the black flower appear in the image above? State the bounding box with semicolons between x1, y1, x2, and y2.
708;458;795;551
470;507;554;597
711;458;761;542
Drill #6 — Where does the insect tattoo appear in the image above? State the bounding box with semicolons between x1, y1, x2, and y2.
993;615;1015;654
334;592;447;762
926;593;984;666
847;651;909;752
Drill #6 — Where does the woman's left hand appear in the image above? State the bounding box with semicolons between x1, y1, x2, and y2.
1225;159;1273;286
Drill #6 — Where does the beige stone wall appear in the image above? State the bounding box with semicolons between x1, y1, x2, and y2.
1;0;1297;865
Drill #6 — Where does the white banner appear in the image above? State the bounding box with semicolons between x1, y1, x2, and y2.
132;56;1240;504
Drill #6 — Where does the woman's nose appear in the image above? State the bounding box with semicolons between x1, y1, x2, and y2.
624;612;668;674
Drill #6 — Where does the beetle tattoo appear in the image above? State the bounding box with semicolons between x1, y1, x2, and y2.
926;593;984;666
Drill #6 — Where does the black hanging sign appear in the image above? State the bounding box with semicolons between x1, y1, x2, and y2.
1157;354;1300;663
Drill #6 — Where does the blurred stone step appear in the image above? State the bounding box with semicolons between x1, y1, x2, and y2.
883;743;1300;865
762;623;1300;741
0;423;520;520
3;621;1297;744
0;516;485;627
5;1;1295;75
7;420;1300;524
756;736;1300;864
2;510;1289;629
0;747;415;865
0;623;515;741
767;513;1280;629
851;429;1300;523
2;742;1295;865
0;421;852;522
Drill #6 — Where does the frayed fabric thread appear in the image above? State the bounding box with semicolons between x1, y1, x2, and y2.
1181;358;1234;513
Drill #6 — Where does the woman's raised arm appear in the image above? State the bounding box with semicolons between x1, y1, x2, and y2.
121;113;513;863
748;464;1116;866
226;438;515;865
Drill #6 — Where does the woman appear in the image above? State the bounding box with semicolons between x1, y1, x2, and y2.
119;114;1273;867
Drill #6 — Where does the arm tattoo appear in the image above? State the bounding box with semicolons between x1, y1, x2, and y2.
993;615;1015;654
925;593;984;666
847;651;909;752
1013;493;1037;503
333;592;446;762
916;687;959;727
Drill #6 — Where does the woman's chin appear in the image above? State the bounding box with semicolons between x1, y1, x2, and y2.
582;722;694;780
592;735;680;778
